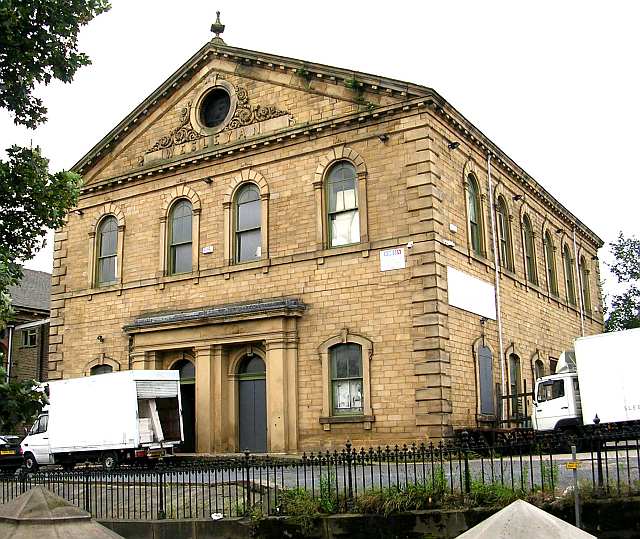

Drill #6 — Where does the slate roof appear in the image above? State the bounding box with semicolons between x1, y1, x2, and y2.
8;269;51;312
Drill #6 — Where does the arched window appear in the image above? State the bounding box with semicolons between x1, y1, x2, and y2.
330;343;363;415
563;245;577;305
534;359;545;380
96;216;118;285
477;346;495;416
509;353;522;417
522;215;537;284
496;196;513;271
234;184;262;263
466;175;483;255
90;364;113;376
327;161;359;247
544;231;558;296
168;199;192;275
172;358;195;381
579;256;592;314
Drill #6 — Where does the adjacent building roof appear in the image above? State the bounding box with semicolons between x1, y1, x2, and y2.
457;499;595;538
8;269;51;313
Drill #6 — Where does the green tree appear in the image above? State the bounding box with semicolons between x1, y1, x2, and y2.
0;0;110;431
0;367;48;433
1;0;111;128
605;233;640;332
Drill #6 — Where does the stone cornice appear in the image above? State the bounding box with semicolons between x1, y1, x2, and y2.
123;297;306;333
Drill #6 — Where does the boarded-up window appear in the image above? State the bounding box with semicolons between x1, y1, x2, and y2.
478;346;495;416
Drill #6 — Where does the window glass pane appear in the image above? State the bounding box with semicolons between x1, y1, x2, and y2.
237;198;261;231
99;217;117;257
332;379;363;413
98;256;116;284
172;243;192;274
237;184;260;204
328;163;358;213
237;229;261;262
330;210;359;246
171;214;192;244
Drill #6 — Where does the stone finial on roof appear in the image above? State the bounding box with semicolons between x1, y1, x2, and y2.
211;11;225;44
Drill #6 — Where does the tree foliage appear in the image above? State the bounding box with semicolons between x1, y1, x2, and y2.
605;233;640;332
0;367;48;433
0;0;111;128
0;146;81;321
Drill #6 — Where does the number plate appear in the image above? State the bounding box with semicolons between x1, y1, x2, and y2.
0;450;15;455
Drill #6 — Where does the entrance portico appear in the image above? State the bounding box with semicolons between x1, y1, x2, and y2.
123;298;304;453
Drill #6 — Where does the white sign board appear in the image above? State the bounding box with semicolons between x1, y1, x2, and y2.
447;266;496;320
380;248;406;272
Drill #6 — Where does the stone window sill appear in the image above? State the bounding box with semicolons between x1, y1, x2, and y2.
320;415;375;431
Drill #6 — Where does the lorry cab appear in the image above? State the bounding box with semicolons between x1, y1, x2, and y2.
532;373;582;431
22;413;53;470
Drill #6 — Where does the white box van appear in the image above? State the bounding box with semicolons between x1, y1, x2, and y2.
21;370;183;471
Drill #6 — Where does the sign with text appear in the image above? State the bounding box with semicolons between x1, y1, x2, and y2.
380;248;406;272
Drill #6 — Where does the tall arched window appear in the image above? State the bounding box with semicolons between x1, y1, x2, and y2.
579;256;592;314
330;343;363;415
477;346;495;416
496;196;513;271
168;199;192;275
563;245;577;305
534;359;545;380
234;184;262;263
96;216;117;285
509;353;522;417
544;231;558;296
522;215;537;284
327;161;359;247
466;175;483;255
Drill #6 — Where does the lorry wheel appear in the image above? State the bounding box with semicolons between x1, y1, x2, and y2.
23;453;39;474
62;462;75;472
102;452;118;471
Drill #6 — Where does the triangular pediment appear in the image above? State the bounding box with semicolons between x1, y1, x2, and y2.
76;41;433;186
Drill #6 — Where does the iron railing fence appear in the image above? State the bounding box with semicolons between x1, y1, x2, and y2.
2;427;640;520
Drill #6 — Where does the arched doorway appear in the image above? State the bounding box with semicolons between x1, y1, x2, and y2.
238;354;267;453
172;358;196;452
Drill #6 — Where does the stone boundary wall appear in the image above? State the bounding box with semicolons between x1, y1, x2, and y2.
100;496;640;539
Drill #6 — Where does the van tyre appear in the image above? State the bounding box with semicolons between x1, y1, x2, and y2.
102;452;118;471
23;453;39;474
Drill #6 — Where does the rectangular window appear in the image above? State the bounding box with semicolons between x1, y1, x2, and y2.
22;328;37;347
331;344;363;415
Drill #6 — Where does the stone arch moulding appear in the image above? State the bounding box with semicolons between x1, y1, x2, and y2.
83;356;120;376
87;202;126;289
159;185;202;276
317;329;374;430
313;146;369;248
222;168;270;265
227;344;267;378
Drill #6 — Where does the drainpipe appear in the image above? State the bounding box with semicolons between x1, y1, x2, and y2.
487;153;506;419
5;325;14;383
572;226;585;336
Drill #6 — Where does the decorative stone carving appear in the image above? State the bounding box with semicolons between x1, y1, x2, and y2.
147;102;201;154
146;84;292;156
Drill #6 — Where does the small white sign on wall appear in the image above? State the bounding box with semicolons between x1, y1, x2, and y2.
447;266;497;320
380;248;406;272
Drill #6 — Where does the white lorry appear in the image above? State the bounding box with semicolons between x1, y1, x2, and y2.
21;370;183;471
532;328;640;432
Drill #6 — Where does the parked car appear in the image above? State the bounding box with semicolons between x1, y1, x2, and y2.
0;435;23;472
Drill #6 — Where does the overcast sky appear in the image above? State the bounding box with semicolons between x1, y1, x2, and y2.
2;1;638;299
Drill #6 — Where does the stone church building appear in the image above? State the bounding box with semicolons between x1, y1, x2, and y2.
49;17;603;453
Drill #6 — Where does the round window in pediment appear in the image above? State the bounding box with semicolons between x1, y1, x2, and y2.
200;88;231;128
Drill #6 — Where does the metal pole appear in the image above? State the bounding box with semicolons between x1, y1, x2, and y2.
572;445;581;528
487;153;506;419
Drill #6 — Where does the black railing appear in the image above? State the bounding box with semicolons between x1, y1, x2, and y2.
2;427;640;520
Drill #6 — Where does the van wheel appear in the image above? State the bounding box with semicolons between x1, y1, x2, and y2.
102;452;118;471
23;453;39;473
